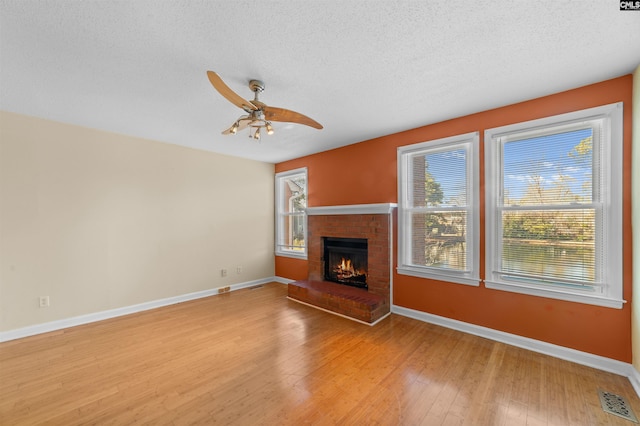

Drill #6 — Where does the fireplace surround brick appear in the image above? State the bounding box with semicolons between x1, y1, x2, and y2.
288;206;394;324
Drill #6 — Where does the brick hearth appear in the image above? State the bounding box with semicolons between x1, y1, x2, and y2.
288;280;386;323
287;204;395;324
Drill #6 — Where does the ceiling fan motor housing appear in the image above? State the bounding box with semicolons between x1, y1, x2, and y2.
249;80;265;93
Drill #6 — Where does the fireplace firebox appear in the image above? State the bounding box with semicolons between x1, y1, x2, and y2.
323;237;368;289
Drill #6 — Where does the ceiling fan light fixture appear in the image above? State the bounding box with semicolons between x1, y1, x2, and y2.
207;71;323;139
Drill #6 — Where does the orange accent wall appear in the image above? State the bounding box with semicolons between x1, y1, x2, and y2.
275;256;308;282
276;75;633;362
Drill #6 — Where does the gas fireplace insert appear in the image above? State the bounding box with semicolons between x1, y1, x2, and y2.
323;237;368;289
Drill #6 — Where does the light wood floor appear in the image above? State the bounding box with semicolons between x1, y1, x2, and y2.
1;282;639;425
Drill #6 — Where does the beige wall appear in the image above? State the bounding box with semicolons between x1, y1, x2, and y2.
0;111;275;332
633;64;640;370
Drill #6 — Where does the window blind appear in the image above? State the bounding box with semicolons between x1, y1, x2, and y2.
496;123;602;288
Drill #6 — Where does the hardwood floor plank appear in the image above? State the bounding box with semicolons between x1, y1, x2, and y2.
1;282;639;425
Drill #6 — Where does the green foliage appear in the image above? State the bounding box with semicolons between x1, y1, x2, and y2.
424;170;444;206
420;163;445;231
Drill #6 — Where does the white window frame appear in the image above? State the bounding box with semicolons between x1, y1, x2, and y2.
397;132;480;286
484;103;624;308
275;167;307;259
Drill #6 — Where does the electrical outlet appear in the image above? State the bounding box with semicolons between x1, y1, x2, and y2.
221;268;227;277
236;266;242;274
39;296;50;308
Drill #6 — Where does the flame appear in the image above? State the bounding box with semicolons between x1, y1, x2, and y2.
339;258;354;274
334;257;365;280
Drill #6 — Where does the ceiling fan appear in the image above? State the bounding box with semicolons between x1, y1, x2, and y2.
206;71;323;140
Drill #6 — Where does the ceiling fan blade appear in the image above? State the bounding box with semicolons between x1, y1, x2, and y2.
221;117;251;135
207;71;257;112
262;105;323;129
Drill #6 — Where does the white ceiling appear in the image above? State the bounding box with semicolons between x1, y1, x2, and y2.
1;1;639;164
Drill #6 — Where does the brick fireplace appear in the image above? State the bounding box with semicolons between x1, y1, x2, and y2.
287;203;396;324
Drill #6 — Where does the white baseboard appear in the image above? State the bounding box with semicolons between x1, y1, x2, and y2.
392;304;639;396
4;279;638;399
0;277;279;343
629;366;640;397
277;278;640;395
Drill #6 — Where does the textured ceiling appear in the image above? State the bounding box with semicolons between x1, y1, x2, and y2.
1;1;639;163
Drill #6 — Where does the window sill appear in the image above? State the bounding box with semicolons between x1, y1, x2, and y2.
397;266;480;287
483;280;625;309
275;250;307;260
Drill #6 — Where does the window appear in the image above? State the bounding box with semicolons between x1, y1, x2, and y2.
485;103;623;308
275;168;307;258
397;132;480;286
